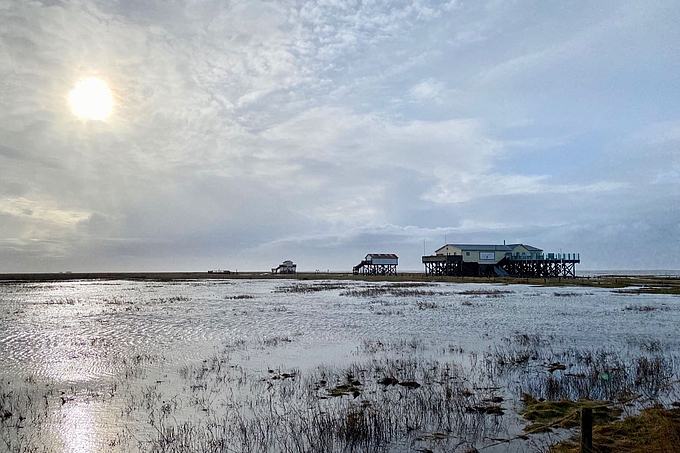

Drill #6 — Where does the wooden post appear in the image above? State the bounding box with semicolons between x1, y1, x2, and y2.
580;407;593;453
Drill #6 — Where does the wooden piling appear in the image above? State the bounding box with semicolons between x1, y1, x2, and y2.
580;407;593;453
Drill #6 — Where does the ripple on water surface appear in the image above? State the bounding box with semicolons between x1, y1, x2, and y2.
1;279;679;382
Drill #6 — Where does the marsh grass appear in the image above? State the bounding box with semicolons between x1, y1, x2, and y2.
340;287;441;297
104;296;134;305
457;288;513;297
0;384;54;452
1;331;679;453
624;304;668;312
383;283;436;288
625;336;667;353
135;335;678;452
358;338;426;354
154;295;190;303
373;308;405;316
144;352;505;453
499;342;678;403
261;336;293;347
274;282;348;293
616;286;680;295
42;297;78;305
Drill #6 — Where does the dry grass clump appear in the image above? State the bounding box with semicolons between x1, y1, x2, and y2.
548;406;680;452
520;393;622;433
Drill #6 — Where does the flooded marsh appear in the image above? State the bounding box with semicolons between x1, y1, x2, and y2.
0;279;679;452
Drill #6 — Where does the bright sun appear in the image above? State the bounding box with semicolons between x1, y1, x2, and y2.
69;78;114;120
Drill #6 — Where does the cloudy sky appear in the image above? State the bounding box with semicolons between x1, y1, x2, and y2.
1;0;679;272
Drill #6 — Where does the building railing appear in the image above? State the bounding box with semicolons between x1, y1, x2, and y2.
506;253;580;261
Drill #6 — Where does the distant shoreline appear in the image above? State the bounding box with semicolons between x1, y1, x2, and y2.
1;271;679;294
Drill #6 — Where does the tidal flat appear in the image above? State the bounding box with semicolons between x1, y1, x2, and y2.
0;279;679;452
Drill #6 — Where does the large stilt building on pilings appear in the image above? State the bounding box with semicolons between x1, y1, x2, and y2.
353;254;398;276
422;244;579;278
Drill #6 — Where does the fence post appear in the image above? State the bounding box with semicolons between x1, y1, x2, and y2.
580;407;593;453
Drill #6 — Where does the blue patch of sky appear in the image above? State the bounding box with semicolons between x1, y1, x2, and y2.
496;130;604;178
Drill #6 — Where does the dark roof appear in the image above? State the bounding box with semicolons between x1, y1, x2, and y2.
366;253;398;259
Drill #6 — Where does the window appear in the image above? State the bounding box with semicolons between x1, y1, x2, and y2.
466;252;470;256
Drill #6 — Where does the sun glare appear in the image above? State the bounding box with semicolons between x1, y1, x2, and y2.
69;78;113;120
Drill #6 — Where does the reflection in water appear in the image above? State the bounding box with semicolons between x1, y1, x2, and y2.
53;402;99;453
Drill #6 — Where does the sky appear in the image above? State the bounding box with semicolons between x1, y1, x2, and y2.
1;0;679;272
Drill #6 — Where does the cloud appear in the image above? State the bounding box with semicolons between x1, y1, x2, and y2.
408;78;448;104
1;0;679;271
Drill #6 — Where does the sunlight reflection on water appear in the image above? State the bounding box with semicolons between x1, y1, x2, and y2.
53;402;99;453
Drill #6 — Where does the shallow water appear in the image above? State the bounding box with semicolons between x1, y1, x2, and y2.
0;279;678;452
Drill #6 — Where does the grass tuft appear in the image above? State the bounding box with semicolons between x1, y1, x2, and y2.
548;406;680;452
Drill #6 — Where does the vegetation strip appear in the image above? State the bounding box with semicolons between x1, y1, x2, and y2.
3;272;680;294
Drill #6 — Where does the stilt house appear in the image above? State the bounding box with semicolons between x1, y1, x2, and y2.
422;244;579;278
353;254;398;276
272;260;297;274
